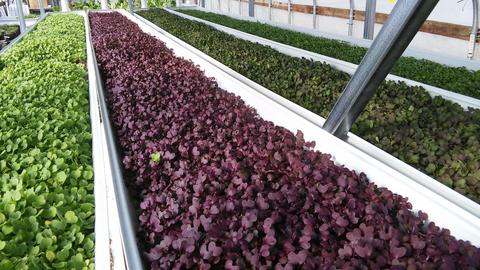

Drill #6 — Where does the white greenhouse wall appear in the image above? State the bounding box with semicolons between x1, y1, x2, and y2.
292;10;314;29
195;0;480;60
311;0;477;27
254;4;269;20
272;7;289;24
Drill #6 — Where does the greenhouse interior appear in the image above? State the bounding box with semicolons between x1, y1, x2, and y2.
1;0;480;269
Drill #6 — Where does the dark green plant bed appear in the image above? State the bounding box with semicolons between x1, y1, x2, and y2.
0;25;20;49
178;9;480;100
138;9;480;203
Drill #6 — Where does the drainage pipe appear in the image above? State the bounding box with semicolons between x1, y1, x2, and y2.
468;0;478;59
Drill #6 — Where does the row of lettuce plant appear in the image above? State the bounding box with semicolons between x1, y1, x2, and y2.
90;11;479;269
178;9;480;99
138;9;480;203
0;15;94;269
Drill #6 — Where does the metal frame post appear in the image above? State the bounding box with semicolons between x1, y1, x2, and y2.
141;0;148;9
38;0;45;16
127;0;134;12
268;0;272;20
248;0;255;17
288;0;291;24
348;0;355;36
363;0;376;39
239;0;241;15
15;0;26;33
60;0;70;11
248;0;254;17
323;0;440;138
100;0;108;10
313;0;317;29
228;0;231;12
468;0;479;59
218;0;221;11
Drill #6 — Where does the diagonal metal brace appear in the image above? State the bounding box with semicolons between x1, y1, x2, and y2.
323;0;439;138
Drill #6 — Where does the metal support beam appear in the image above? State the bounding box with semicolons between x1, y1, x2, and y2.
238;0;241;15
218;0;221;11
363;0;376;39
268;0;272;21
288;0;292;24
60;0;70;11
312;0;317;29
228;0;231;12
348;0;354;36
141;0;148;9
468;0;479;59
248;0;254;17
323;0;439;138
15;0;26;33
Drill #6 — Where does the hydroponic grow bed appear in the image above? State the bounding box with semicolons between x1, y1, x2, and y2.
88;9;480;269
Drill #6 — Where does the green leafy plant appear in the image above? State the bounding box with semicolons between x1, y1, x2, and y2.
0;14;94;269
138;9;480;203
0;25;19;37
71;0;101;10
109;0;129;9
109;0;173;9
150;152;161;163
179;9;480;99
148;0;174;7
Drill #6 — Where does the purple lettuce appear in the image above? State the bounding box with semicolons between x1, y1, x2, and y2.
89;12;480;270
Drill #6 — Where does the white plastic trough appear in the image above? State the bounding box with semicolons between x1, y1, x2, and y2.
82;10;127;270
164;7;480;111
120;9;480;246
